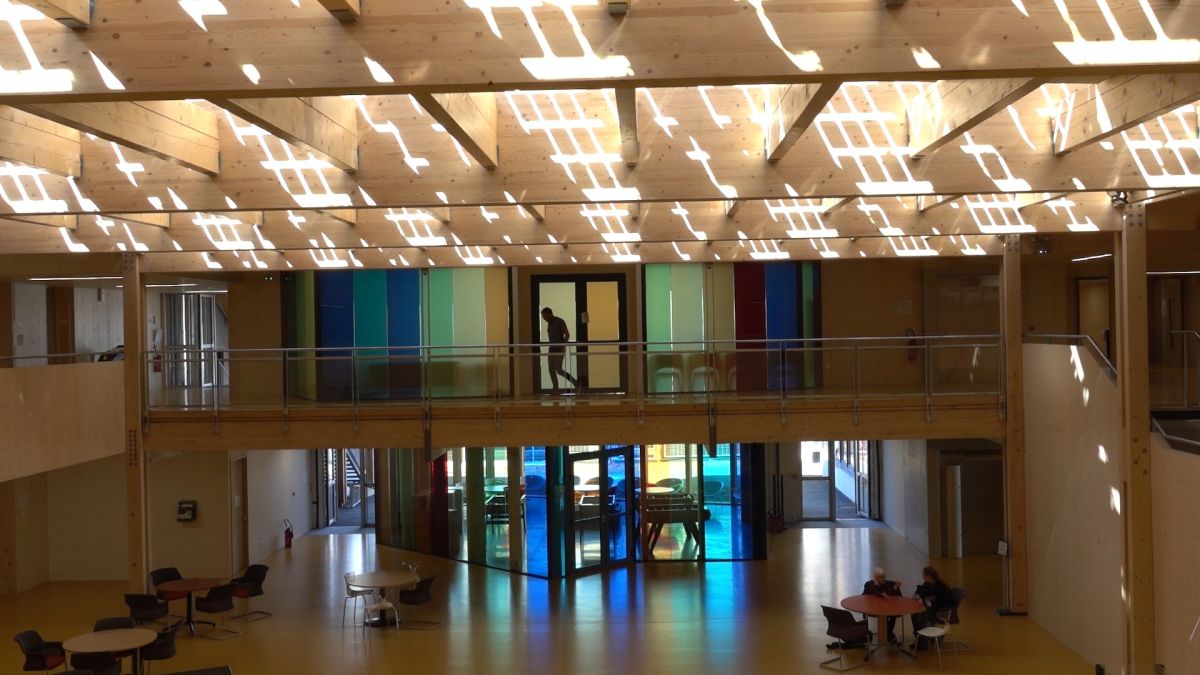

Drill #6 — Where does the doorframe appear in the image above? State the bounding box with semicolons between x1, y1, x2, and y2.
230;455;250;574
798;441;836;521
1075;276;1113;358
563;445;635;576
530;273;629;395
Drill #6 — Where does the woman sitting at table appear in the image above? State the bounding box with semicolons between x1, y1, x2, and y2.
910;566;955;651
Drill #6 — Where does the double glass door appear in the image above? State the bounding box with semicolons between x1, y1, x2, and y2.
565;446;635;575
532;275;627;395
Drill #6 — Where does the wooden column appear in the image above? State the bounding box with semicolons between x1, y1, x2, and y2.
506;446;525;572
123;253;149;592
1115;204;1155;673
1000;234;1028;613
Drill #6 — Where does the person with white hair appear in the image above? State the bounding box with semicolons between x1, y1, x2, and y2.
862;567;903;644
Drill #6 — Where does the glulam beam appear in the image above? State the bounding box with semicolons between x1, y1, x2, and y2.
765;83;840;163
412;93;498;170
13;0;89;28
18;101;220;175
13;2;1200;102
909;79;1043;158
1054;74;1200;156
316;0;360;22
0;106;79;176
615;87;639;167
210;97;358;173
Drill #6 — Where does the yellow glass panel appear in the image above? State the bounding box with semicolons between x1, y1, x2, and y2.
586;281;620;389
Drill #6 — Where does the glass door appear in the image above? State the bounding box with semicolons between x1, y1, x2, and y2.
564;446;634;575
799;441;834;520
532;275;628;395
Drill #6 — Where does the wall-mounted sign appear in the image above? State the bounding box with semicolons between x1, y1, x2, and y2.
177;500;197;522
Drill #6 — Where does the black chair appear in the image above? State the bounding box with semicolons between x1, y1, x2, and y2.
194;584;240;640
13;630;66;672
149;567;187;622
69;652;119;675
524;474;546;496
231;564;272;622
395;576;441;629
655;477;685;493
139;622;180;674
943;588;973;653
702;479;725;502
125;594;170;625
92;617;135;661
819;606;872;671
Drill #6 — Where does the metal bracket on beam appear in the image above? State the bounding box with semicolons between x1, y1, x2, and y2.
607;1;629;16
493;405;502;430
637;400;645;427
853;399;861;426
564;399;574;428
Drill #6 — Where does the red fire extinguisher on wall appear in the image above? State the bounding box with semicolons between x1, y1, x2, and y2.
283;519;294;549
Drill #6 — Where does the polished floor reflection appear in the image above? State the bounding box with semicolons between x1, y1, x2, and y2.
0;527;1087;674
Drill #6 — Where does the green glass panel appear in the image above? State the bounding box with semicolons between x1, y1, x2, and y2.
293;272;316;400
452;268;487;396
353;270;389;398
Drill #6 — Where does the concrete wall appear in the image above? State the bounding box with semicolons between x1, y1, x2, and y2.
1024;343;1125;672
73;287;123;354
46;455;127;581
149;451;232;579
11;282;47;366
1152;435;1200;674
880;439;930;555
244;450;313;564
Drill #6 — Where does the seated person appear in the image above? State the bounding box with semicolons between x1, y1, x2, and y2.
96;344;125;362
911;566;956;651
862;567;902;644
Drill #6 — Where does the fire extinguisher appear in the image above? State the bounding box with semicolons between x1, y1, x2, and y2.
283;519;294;548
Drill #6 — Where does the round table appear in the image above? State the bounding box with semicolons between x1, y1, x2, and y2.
65;628;157;673
640;486;675;495
349;569;420;627
840;594;925;657
157;577;225;635
574;484;602;493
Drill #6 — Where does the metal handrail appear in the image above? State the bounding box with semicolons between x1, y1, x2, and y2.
141;334;1003;417
0;351;109;364
1151;417;1200;456
1023;334;1117;380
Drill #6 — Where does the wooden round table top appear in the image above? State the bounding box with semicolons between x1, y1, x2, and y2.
573;484;602;493
157;577;225;594
841;594;925;617
64;628;157;654
349;569;419;589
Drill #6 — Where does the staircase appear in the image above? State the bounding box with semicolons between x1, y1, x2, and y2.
1153;412;1200;455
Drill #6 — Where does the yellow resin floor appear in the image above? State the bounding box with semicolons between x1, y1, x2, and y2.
2;527;1088;674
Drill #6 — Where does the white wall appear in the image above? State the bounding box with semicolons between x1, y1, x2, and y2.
46;455;127;581
73;287;123;354
880;439;929;554
1152;434;1200;674
148;451;232;579
1024;343;1125;672
11;282;46;366
243;450;313;565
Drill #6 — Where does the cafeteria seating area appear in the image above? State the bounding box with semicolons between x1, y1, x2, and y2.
4;526;1086;674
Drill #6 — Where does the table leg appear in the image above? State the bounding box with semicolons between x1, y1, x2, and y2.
186;592;195;635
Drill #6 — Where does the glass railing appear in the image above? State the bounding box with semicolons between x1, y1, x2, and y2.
1152;330;1200;409
142;335;1003;413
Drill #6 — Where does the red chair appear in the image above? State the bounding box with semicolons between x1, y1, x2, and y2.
13;630;66;672
230;564;272;622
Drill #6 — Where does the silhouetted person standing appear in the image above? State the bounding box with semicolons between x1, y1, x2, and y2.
541;307;578;395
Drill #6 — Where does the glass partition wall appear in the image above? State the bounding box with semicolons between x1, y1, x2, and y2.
380;444;767;578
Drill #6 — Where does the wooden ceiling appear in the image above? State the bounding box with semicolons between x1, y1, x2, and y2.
1;0;1199;272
